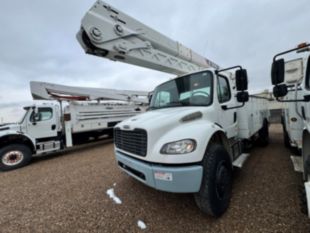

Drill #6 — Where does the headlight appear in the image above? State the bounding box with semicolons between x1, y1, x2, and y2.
160;139;196;154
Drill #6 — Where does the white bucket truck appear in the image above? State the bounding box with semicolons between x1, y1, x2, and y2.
0;81;149;171
271;42;310;217
77;1;270;216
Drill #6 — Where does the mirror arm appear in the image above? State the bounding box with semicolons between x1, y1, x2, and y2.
276;97;310;103
216;65;243;74
273;43;310;61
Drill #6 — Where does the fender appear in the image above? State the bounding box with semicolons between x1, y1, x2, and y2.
144;121;228;164
0;131;36;152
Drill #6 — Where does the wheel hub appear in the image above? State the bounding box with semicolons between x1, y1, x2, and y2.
2;151;24;166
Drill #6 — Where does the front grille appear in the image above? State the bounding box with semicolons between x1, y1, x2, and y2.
114;128;147;156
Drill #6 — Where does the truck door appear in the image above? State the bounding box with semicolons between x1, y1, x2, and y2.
304;56;310;124
26;107;58;139
217;75;237;138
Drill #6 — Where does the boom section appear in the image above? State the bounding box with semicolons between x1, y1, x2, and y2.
77;0;219;75
30;81;149;104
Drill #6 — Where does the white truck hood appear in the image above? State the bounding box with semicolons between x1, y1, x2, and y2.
117;107;203;131
115;106;218;164
0;123;21;133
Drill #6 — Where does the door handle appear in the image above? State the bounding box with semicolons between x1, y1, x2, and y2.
51;124;56;130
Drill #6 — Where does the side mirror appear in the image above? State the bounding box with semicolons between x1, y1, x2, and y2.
273;84;288;98
235;69;248;91
271;59;285;85
237;91;249;103
33;113;40;122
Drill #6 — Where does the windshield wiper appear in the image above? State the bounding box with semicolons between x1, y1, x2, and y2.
168;101;183;106
150;101;190;110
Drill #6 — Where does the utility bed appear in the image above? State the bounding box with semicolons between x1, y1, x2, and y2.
237;93;270;139
66;102;145;134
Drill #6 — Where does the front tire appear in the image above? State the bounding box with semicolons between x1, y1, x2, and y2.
194;144;232;217
0;144;32;171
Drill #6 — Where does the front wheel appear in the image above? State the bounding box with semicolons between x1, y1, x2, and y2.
0;144;32;171
194;144;232;217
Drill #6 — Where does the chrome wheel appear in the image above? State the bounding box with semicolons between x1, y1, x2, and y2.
2;151;24;166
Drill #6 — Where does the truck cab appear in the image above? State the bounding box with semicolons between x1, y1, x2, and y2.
116;69;242;162
279;58;309;151
22;103;61;139
0;102;61;171
271;42;310;216
114;67;251;217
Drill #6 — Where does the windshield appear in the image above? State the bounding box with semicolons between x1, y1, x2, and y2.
150;71;213;109
18;109;28;124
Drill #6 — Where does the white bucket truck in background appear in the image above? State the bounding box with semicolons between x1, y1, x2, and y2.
0;81;149;171
271;42;310;217
77;1;270;217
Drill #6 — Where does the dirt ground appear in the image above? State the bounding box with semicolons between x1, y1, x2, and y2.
0;124;310;233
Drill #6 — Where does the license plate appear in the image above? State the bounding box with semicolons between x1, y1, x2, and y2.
154;172;173;181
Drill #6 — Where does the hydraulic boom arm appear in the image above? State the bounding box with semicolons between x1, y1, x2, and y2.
77;0;219;76
30;81;149;104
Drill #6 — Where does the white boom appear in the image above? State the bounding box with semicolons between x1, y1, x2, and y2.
30;81;149;104
76;0;219;76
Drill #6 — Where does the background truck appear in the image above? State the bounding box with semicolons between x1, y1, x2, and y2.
277;58;306;152
77;1;270;217
271;42;310;217
0;81;149;171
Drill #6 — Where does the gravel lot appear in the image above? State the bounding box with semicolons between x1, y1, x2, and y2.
1;124;310;233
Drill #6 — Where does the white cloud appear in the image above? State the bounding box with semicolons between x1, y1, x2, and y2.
0;0;309;122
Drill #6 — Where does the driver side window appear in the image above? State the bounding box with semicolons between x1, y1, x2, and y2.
217;76;231;103
30;108;53;122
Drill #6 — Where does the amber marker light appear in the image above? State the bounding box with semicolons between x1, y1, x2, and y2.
297;42;308;48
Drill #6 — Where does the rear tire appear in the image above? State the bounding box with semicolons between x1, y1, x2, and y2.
194;144;232;217
282;117;291;149
0;144;32;171
257;120;269;147
283;129;291;149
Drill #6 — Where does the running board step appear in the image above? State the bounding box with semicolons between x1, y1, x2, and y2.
290;155;304;173
233;153;250;168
